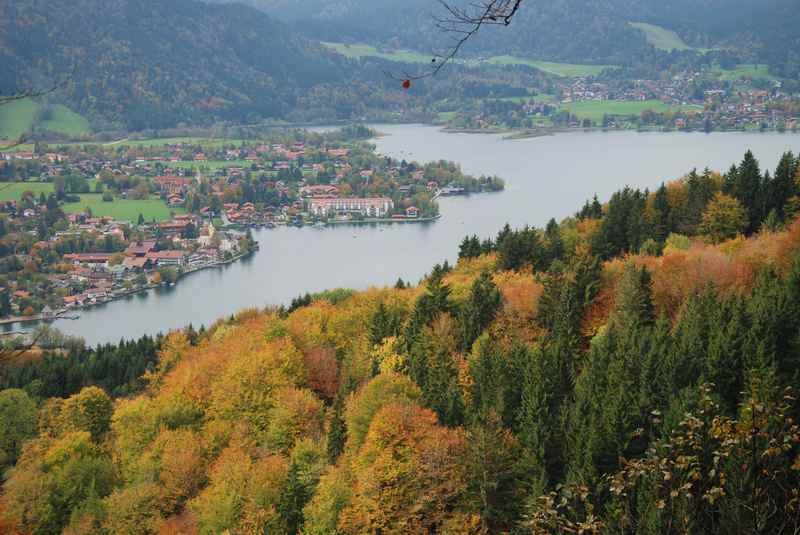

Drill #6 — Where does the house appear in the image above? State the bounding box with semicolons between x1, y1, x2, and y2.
308;197;393;218
405;206;420;218
125;240;157;257
153;176;192;195
122;256;151;270
62;253;113;267
146;250;187;267
300;184;339;198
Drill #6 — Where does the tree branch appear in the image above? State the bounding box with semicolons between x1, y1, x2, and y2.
387;0;524;82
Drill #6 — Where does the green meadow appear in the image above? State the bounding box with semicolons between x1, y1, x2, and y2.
486;56;615;77
63;194;183;222
41;105;91;136
0;100;39;141
322;42;431;64
713;64;774;81
0;182;55;202
323;41;616;78
561;99;702;121
0;100;91;141
629;22;693;52
169;159;256;171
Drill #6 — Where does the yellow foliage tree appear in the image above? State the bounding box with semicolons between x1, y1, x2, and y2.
700;192;748;244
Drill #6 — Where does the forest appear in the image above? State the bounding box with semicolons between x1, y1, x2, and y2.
1;149;800;534
217;0;800;78
0;0;404;132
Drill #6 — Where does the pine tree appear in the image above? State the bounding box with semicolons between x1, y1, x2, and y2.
651;183;671;243
732;150;765;233
457;271;502;352
769;151;797;220
278;462;310;535
326;394;347;464
543;218;565;268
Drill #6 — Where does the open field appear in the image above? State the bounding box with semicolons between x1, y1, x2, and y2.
41;105;91;136
63;194;183;222
487;94;557;104
55;137;254;150
323;41;616;78
713;64;774;81
169;159;257;171
0;99;39;141
629;22;693;51
0;182;55;202
486;56;615;77
561;99;703;121
322;42;431;63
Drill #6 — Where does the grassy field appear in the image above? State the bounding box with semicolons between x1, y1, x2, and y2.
322;42;431;63
41;105;91;136
323;41;616;78
57;137;254;150
487;94;557;104
713;64;773;81
486;56;615;77
0;100;39;141
561;99;702;121
629;22;693;52
63;194;183;222
169;159;256;171
0;182;55;202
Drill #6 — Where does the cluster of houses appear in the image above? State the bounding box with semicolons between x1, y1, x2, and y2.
54;214;241;310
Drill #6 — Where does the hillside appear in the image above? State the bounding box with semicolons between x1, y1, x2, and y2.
212;0;800;76
0;0;370;132
2;149;800;533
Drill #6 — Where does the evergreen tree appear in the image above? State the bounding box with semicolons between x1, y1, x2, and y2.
651;183;671;243
497;226;543;271
278;462;310;535
731;150;765;233
769;151;797;220
326;393;346;464
592;187;648;259
543;218;565;267
457;271;502;352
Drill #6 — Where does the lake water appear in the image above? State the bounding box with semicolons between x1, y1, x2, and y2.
17;126;799;345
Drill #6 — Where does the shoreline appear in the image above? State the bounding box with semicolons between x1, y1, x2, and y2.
0;247;258;329
431;123;799;139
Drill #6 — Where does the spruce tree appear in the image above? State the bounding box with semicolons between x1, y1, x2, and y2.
326;394;347;464
457;271;502;352
278;462;310;535
652;183;671;243
769;151;797;220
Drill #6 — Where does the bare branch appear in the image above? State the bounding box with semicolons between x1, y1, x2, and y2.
0;328;46;378
387;0;524;82
0;75;74;150
0;78;68;107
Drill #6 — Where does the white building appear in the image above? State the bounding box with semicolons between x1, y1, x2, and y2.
308;197;393;218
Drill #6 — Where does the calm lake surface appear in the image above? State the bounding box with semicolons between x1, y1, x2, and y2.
26;127;800;345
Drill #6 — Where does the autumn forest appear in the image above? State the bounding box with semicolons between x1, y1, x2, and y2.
2;149;800;534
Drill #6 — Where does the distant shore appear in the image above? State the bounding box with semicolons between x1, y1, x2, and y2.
0;246;257;329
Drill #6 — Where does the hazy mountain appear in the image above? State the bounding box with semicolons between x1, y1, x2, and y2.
209;0;800;75
0;0;362;130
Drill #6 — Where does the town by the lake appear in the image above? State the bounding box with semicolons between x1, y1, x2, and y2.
0;127;504;325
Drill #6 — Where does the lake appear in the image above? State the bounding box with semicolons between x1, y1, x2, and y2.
20;126;800;345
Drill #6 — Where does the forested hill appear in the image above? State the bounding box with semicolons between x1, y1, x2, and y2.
2;149;800;533
0;0;373;131
214;0;800;76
